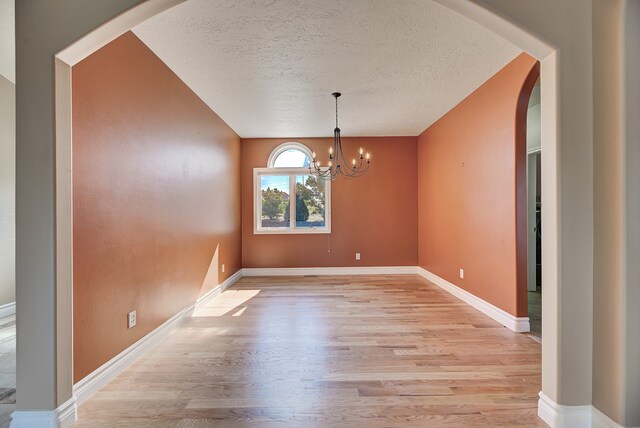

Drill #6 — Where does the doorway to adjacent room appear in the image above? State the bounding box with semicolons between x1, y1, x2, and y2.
526;79;542;338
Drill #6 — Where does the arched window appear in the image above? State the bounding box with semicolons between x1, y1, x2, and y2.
254;143;331;234
267;142;313;168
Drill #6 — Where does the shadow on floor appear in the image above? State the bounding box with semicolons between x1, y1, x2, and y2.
528;287;541;338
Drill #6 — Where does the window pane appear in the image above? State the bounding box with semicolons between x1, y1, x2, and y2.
260;176;290;228
295;175;326;228
273;148;310;168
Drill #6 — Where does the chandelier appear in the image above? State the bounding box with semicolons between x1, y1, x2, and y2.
309;92;370;180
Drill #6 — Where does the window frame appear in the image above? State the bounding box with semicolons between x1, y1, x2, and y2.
253;167;332;235
267;141;314;168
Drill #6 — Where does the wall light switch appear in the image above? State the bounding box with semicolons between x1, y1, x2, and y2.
128;310;137;329
355;253;361;261
221;264;225;273
459;269;464;279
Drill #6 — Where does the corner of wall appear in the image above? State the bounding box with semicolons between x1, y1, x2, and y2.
0;74;16;307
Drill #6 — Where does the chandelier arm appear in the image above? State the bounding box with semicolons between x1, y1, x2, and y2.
341;164;357;178
309;91;371;181
353;157;364;170
336;135;350;173
317;173;331;181
309;159;330;177
314;159;337;180
333;168;340;180
343;162;369;178
350;160;370;176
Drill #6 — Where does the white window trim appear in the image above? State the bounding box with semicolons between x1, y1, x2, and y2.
267;142;314;168
254;167;332;235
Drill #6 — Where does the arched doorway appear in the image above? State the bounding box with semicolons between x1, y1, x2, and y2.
16;1;574;426
516;67;542;338
525;77;542;338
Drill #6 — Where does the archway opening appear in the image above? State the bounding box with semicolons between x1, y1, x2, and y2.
39;1;560;426
525;77;542;338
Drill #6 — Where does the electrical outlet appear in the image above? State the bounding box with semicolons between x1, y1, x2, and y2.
128;310;137;329
459;269;464;279
221;263;225;273
355;252;361;261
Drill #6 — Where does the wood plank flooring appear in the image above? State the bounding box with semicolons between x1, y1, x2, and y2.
73;274;544;427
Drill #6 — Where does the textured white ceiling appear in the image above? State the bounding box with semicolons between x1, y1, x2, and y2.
133;0;520;138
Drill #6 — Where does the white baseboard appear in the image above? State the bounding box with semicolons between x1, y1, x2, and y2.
196;269;243;310
72;269;242;406
243;266;529;333
538;392;592;427
416;267;530;333
11;397;77;428
592;406;636;428
241;266;418;276
0;302;15;318
538;392;637;428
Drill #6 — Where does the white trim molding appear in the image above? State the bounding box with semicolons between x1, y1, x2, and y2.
266;141;313;168
416;267;530;333
243;266;530;333
0;302;15;318
538;392;592;427
592;407;635;428
11;397;77;428
195;269;243;311
242;266;419;276
538;392;635;428
253;167;332;235
72;269;242;406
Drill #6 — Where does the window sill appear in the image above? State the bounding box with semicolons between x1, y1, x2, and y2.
254;228;331;235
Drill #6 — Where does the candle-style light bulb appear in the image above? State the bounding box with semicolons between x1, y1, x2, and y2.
312;151;316;159
352;158;356;168
329;147;333;155
359;147;364;155
366;153;370;162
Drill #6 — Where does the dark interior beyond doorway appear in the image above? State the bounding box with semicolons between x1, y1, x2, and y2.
528;152;541;338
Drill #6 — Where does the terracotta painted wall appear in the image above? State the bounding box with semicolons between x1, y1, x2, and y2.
72;32;241;382
417;53;538;317
242;137;418;268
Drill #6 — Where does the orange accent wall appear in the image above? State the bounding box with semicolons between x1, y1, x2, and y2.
417;53;538;317
72;32;242;382
241;137;418;268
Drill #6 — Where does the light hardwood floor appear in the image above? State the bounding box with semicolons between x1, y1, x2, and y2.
74;274;543;427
